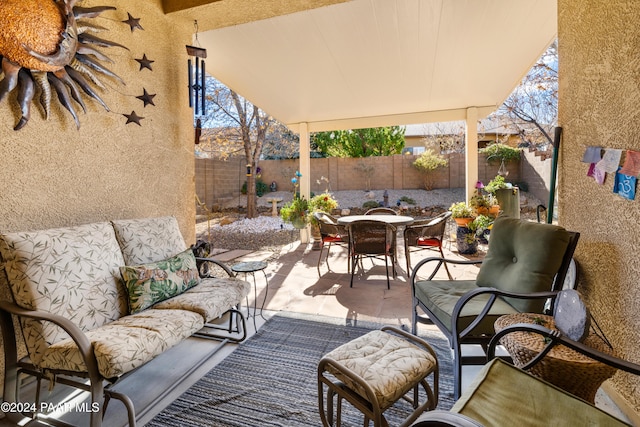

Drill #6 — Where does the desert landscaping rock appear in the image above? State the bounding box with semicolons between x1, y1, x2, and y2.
196;189;545;252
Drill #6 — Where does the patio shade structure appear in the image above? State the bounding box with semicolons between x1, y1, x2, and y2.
195;0;557;204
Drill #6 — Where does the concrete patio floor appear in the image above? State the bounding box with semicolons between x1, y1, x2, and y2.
230;234;481;329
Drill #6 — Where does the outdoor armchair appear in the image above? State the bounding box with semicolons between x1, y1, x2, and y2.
410;323;639;427
410;216;579;398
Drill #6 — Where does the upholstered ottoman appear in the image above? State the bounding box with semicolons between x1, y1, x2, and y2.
317;326;439;427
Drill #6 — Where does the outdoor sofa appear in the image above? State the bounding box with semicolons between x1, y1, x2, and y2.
0;216;250;426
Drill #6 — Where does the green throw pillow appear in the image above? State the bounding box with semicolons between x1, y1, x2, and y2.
120;248;200;314
475;216;571;313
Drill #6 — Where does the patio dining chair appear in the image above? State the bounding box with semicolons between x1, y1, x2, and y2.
404;211;452;278
365;207;398;215
346;220;397;289
314;211;349;275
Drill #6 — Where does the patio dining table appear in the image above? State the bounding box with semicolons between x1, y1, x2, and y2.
336;214;414;226
337;214;414;278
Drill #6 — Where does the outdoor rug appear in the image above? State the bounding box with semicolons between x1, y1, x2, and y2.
148;313;455;426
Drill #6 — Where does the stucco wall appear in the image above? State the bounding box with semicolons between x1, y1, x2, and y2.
0;0;196;392
0;0;195;239
559;0;640;414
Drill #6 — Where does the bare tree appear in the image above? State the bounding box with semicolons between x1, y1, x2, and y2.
497;41;558;148
201;78;273;218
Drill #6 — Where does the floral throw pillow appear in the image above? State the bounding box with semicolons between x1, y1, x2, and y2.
120;248;200;314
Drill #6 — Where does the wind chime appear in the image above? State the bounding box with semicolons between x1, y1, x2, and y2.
186;21;206;144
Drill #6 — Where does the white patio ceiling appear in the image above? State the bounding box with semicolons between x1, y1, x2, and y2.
198;0;557;133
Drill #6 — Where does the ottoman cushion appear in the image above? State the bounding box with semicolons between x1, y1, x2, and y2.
324;330;437;409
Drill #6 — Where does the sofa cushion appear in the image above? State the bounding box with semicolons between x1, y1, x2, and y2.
475;216;571;313
414;280;518;335
111;216;187;265
38;309;204;379
452;359;628;427
120;249;201;314
153;277;251;322
0;222;127;366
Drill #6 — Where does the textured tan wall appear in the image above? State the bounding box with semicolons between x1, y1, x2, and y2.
559;0;640;413
0;0;198;395
0;0;195;241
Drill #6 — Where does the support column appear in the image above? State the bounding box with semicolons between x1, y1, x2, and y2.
299;123;311;243
465;108;479;203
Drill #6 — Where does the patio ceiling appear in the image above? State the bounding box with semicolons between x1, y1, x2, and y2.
197;0;557;132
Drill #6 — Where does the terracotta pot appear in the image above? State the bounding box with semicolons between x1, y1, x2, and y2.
454;217;473;227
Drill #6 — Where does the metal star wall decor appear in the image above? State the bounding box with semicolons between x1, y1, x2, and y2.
136;89;156;107
135;54;154;71
123;13;143;32
123;111;144;126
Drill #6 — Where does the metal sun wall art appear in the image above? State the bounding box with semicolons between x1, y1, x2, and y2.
0;0;154;130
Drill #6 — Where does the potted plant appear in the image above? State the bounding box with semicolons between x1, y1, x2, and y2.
485;175;520;218
449;202;475;227
469;189;500;217
308;193;339;249
308;193;339;225
455;214;478;255
471;214;493;244
484;175;509;194
280;196;309;229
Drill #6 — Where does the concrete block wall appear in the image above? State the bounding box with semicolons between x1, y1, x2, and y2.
196;152;550;209
520;149;553;203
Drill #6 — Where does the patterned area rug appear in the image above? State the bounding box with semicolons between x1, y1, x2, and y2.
149;313;454;426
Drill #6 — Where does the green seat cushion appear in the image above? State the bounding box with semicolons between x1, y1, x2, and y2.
414;280;518;336
453;359;629;427
476;216;571;313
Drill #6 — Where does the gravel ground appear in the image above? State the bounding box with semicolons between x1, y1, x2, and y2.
196;188;544;251
220;188;466;211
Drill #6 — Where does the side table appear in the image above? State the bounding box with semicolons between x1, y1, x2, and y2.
494;313;616;403
231;260;269;330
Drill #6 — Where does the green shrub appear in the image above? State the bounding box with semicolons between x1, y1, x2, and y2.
241;178;269;197
413;150;448;190
399;196;416;205
479;143;521;164
362;200;380;209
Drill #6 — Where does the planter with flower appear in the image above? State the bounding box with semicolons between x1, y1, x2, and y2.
449;202;475;227
449;202;479;254
472;214;493;245
485;175;520;218
280;196;309;229
470;181;500;217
